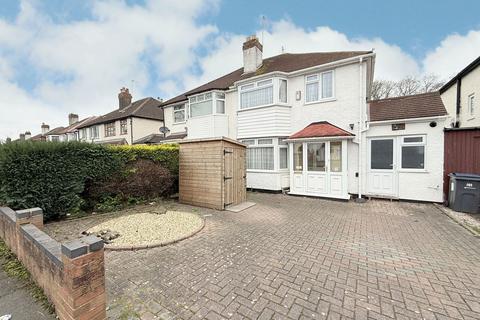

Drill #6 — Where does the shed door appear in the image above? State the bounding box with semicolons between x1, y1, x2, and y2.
224;147;234;207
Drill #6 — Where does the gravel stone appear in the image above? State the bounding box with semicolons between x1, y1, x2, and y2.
86;211;203;247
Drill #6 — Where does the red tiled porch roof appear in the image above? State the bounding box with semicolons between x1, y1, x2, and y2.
288;121;355;139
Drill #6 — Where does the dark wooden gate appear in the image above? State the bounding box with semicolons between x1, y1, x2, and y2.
444;128;480;202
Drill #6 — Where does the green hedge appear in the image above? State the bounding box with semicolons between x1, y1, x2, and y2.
0;142;179;221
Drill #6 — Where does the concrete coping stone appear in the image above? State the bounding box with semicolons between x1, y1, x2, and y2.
16;207;43;219
20;224;63;266
61;240;88;259
0;207;17;222
61;235;103;259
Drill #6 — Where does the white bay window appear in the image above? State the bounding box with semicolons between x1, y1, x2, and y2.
173;104;186;123
240;79;273;109
188;91;226;118
241;137;288;171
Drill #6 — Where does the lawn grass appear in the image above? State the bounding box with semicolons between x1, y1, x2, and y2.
0;239;55;314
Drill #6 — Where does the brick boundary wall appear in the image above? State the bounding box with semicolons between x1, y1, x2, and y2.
0;207;106;320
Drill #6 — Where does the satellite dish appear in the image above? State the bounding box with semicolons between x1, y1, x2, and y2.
159;126;170;134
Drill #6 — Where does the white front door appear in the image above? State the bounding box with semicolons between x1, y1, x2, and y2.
367;138;397;197
290;140;348;199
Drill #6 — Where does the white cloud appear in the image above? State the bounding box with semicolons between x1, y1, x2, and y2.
1;1;479;141
423;29;480;79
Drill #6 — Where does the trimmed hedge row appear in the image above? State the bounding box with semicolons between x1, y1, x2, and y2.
0;142;179;221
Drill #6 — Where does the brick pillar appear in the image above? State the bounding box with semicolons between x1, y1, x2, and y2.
58;236;107;320
16;207;44;229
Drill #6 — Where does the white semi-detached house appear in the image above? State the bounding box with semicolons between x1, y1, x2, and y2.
77;88;165;145
159;36;448;202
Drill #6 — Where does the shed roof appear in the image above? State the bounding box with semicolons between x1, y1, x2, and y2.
369;91;447;122
288;122;355;140
133;132;187;144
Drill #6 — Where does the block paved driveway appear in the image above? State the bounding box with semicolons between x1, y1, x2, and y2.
106;193;480;320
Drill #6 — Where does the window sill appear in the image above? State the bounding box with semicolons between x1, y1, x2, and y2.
398;169;428;173
238;104;291;112
246;169;276;173
304;97;337;105
173;121;186;124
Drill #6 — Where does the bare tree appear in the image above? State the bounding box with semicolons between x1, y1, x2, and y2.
371;74;445;100
371;80;396;100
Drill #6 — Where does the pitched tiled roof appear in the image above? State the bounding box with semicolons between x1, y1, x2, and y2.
164;51;371;105
369;92;447;122
133;132;187;145
78;97;164;128
58;116;98;134
45;127;65;135
289;122;355;139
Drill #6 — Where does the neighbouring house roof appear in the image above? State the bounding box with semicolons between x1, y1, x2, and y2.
163;51;372;106
440;55;480;93
288;121;355;139
78;97;164;128
45;127;65;135
369;91;448;122
57;116;98;134
29;134;46;142
94;138;127;145
133;132;187;144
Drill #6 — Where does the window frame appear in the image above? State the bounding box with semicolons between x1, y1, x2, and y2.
89;126;99;139
173;104;186;124
188;91;226;118
104;122;116;137
120;119;128;135
239;78;275;110
468;93;475;117
305;70;335;104
400;135;426;171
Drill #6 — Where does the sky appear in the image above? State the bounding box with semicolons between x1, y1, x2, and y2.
1;0;480;140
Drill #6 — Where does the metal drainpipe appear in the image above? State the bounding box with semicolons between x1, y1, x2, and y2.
358;57;364;199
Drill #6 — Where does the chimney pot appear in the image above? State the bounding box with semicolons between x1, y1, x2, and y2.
25;131;31;140
68;113;79;125
242;35;263;74
19;133;25;141
118;87;132;109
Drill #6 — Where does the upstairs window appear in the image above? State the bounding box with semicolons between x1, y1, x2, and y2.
120;119;128;135
279;79;287;103
468;94;475;116
305;70;334;103
240;79;273;109
105;122;115;137
173;104;186;123
216;92;225;114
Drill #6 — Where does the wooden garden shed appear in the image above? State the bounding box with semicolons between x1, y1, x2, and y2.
179;137;246;210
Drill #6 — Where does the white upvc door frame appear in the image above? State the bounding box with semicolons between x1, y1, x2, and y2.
366;137;399;198
288;139;349;200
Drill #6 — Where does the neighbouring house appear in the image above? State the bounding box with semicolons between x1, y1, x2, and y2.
78;88;164;145
440;55;479;128
44;114;98;142
29;123;51;142
439;56;480;200
159;35;448;202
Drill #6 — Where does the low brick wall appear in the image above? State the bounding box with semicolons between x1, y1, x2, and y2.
0;207;106;320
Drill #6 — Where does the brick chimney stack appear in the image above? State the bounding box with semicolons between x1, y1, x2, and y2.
24;131;31;140
118;87;132;109
243;35;263;74
68;113;79;125
41;123;50;135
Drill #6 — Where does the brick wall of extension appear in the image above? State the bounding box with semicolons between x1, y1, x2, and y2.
0;207;106;320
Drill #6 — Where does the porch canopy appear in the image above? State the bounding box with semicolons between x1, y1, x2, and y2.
287;121;355;140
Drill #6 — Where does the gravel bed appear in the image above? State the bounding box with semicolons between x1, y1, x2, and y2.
86;211;204;248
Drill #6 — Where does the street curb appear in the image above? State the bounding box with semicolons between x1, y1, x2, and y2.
104;215;206;251
433;203;480;238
